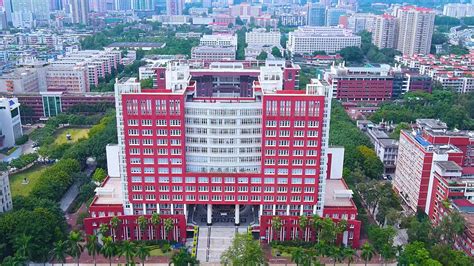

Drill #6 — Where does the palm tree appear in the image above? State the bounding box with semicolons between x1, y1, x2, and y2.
299;216;309;241
118;240;137;265
137;215;148;240
67;231;84;266
13;234;32;265
291;247;308;266
170;248;199;266
164;218;174;240
99;223;110;238
150;213;161;240
271;216;282;241
85;235;101;266
329;246;344;266
101;236;117;266
312;214;322;241
361;243;375;266
380;244;395;266
135;243;151;266
343;247;356;266
110;216;120;242
1;256;25;266
50;240;68;266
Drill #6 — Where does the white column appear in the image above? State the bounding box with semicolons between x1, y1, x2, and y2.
142;204;146;215
286;205;290;216
235;204;240;225
313;204;317;215
184;204;187;220
207;204;212;225
157;204;160;214
300;205;304;216
171;203;174;215
259;204;263;217
272;204;276;215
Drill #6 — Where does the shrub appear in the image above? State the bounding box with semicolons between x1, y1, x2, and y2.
15;135;29;145
10;153;38;169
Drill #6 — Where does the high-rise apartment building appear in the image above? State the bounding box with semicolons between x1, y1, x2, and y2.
372;14;397;49
326;8;346;26
166;0;183;15
70;0;89;25
307;3;325;27
395;6;435;55
11;0;50;27
443;4;474;18
0;172;12;213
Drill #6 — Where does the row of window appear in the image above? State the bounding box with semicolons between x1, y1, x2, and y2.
131;193;315;202
129;148;182;155
130;176;317;185
265;100;321;116
126;99;181;116
265;139;318;146
130;185;316;194
265;120;319;128
129;158;182;165
129;138;182;145
264;149;318;156
185;108;261;116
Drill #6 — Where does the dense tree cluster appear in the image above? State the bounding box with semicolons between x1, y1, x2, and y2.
9;153;38;170
338;31;400;64
370;90;474;130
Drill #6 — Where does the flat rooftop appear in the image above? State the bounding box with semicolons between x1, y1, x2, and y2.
436;161;463;172
93;177;123;205
324;179;354;208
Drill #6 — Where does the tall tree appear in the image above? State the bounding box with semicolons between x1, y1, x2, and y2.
221;233;265;265
110;216;120;242
85;235;101;266
170;248;199;266
299;215;309;241
361;243;375;266
13;234;32;264
150;213;161;240
50;240;68;266
118;240;137;265
164;218;174;240
135;243;151;266
100;236;117;266
137;215;147;240
271;216;283;241
67;231;84;266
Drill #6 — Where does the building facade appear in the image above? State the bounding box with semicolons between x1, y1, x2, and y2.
307;3;326;27
83;60;361;248
191;46;236;61
0;172;12;213
372;14;397;49
395;6;435;55
0;97;22;149
443;4;474;18
245;29;281;47
287;26;361;55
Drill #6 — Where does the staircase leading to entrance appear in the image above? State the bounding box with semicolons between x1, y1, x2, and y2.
196;226;248;264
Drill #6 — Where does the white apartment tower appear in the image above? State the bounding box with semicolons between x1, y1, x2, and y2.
0;172;12;213
373;14;398;49
0;98;23;149
395;6;435;55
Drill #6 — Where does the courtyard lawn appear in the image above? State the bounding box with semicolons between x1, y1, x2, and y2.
9;164;48;197
53;128;90;145
149;246;172;257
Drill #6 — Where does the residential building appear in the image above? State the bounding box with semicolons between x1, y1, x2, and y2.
11;0;50;28
279;14;306;27
0;172;12;213
199;34;238;48
372;14;397;49
324;63;393;104
393;119;474;212
365;122;399;175
395;6;435;55
46;66;89;93
346;13;377;33
230;3;261;21
70;0;89;25
245;29;281;47
191;46;236;61
287;26;361;55
395;53;474;93
0;97;22;148
307;3;325;27
82;60;362;248
326;8;346;26
443;4;474;18
166;0;184;15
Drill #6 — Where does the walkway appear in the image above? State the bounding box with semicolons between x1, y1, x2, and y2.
196;226;248;264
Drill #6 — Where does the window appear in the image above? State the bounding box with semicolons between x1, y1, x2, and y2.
264;178;275;184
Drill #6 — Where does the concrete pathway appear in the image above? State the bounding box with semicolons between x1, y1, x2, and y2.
60;181;80;212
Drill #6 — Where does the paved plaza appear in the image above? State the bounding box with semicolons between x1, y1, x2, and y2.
196;226;248;263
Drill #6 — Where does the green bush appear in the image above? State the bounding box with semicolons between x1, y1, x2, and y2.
15;135;29;145
10;153;38;169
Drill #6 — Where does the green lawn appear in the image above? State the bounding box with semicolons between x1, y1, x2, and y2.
149;245;172;257
9;164;49;197
271;247;292;258
53;128;90;145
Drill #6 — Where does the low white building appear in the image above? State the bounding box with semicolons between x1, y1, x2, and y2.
245;28;281;47
0;172;12;213
287;26;361;55
0;98;23;149
443;4;474;18
199;34;238;48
